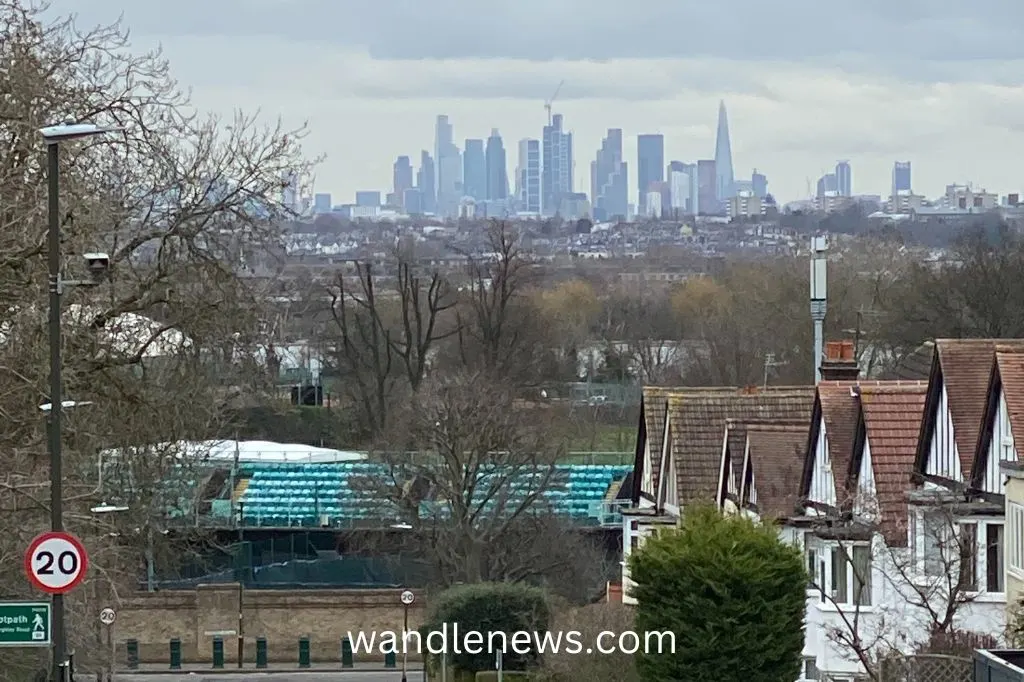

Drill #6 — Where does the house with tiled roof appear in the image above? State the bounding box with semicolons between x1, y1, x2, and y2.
735;421;809;523
622;386;814;604
800;340;1013;680
981;346;1024;622
909;340;1023;625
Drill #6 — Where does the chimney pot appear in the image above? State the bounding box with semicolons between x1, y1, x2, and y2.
820;339;860;381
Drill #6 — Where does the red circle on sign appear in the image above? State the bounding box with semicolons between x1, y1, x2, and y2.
24;531;89;594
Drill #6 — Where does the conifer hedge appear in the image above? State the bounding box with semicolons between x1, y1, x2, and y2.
629;506;806;682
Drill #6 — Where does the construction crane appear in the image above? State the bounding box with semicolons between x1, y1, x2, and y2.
544;80;564;125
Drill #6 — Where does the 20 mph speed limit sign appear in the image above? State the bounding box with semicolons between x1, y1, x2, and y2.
24;531;89;595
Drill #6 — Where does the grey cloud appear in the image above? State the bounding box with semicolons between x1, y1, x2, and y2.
49;0;1024;80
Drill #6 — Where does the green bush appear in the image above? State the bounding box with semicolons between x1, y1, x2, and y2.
421;582;551;674
629;506;806;682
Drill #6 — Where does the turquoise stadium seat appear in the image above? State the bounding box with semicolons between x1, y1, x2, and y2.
236;462;632;527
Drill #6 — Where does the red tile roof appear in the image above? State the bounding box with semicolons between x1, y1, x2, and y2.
856;382;927;546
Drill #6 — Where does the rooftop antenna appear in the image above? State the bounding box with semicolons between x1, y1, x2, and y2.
763;352;787;388
544;80;564;126
810;234;828;383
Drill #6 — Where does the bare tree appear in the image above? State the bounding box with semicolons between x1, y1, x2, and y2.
325;255;458;436
454;221;549;385
812;497;999;680
355;370;604;594
598;286;684;385
0;1;309;676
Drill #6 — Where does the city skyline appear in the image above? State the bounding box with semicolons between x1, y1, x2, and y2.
48;1;1024;206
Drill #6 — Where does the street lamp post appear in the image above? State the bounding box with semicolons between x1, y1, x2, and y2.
39;120;119;682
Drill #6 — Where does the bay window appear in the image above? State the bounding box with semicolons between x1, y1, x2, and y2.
808;540;872;607
917;511;1004;594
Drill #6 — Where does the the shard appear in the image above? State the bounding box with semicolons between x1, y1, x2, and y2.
714;100;734;202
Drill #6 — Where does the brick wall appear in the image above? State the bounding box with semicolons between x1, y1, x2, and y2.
114;584;424;664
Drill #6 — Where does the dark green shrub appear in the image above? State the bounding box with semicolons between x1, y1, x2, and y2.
629;506;806;682
421;582;551;674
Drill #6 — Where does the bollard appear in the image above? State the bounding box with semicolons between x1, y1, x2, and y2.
384;650;396;668
169;639;182;670
125;639;139;669
298;637;311;668
255;637;268;669
341;637;354;668
212;637;225;669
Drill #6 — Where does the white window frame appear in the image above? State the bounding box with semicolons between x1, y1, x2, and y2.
1009;502;1024;578
912;509;1005;595
800;656;819;681
806;537;872;608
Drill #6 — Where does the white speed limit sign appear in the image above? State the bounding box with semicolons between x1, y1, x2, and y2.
24;531;89;594
99;608;116;626
400;590;415;606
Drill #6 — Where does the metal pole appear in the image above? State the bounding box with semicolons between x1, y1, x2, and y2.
237;501;244;669
108;624;115;682
47;139;66;682
401;604;408;682
441;650;446;682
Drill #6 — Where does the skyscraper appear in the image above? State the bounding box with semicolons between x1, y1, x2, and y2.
816;173;837;197
485;129;508;201
751;169;768;198
435;115;461;215
714;101;735;203
835;161;852;196
592;129;627;221
516;138;541;214
697;159;717;215
893;161;911;193
416;151;436;214
637;134;665;215
393;156;413;207
542;113;573;216
313;193;332;214
462;139;486;200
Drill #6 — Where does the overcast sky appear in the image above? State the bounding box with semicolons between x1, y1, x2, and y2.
49;0;1024;206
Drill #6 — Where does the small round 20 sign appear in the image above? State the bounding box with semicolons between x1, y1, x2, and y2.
24;531;89;595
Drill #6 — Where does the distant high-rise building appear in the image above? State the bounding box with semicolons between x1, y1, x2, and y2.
355;191;381;207
392;156;414;207
416;151;436;214
637;134;665;215
697;159;717;215
893;161;912;193
542;113;573;216
462;139;486;200
403;188;423;214
281;171;299;212
714;101;735;203
313;193;332;214
516;138;541;214
816;173;837;198
667;160;697;214
435;115;461;215
669;171;690;216
751;170;768;198
592;129;628;221
486;129;508;201
835;161;852;196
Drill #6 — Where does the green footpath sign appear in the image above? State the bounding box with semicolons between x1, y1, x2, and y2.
0;602;50;647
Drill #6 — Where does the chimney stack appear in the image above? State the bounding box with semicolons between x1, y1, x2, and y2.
820;340;859;381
